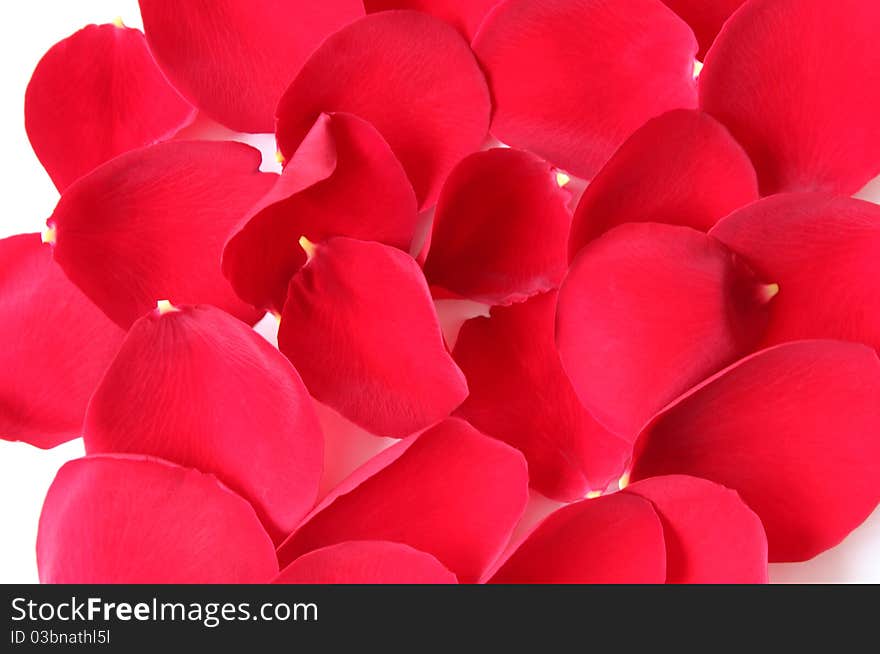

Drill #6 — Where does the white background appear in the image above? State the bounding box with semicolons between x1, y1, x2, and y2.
1;1;879;584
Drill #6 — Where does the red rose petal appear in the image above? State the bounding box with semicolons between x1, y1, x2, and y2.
662;0;746;60
277;418;529;583
490;493;666;583
275;11;490;208
558;223;771;439
472;0;697;180
453;291;630;501
710;193;880;352
568;109;758;259
364;0;500;40
223;112;418;314
83;304;323;541
138;0;364;132
24;23;195;192
278;238;467;437
624;475;768;583
48;140;274;329
37;454;278;583
631;340;880;562
274;541;457;584
423;148;570;305
699;0;880;195
0;234;123;448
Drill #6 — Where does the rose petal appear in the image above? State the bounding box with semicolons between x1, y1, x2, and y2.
624;475;768;583
83;304;323;540
277;418;529;583
0;234;123;448
472;0;697;179
568;109;758;259
37;454;278;583
490;493;666;583
138;0;364;132
699;0;880;194
275;11;490;208
364;0;500;40
453;291;630;501
557;223;771;439
423;148;570;305
662;0;746;60
24;23;195;192
710;193;880;352
630;340;880;562
223;112;418;314
274;540;457;584
278;237;467;437
48;140;274;329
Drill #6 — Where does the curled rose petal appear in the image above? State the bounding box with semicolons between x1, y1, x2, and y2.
423;148;570;306
710;193;880;352
557;223;771;439
453;291;630;501
364;0;499;40
24;23;195;192
83;304;323;540
0;234;123;448
278;418;529;583
274;541;457;584
472;0;697;179
624;475;768;583
490;493;666;583
568;109;758;259
278;237;467;437
47;140;274;329
37;454;278;583
631;340;880;562
223;112;418;314
699;0;880;194
275;11;490;208
662;0;746;60
138;0;364;132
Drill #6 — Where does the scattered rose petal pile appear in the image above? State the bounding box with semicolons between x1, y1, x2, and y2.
3;0;880;584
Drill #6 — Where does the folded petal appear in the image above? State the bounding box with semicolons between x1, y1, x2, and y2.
472;0;697;179
83;304;322;540
138;0;364;132
275;11;490;208
699;0;880;194
453;291;630;501
37;454;278;583
624;475;768;583
278;237;467;437
24;23;195;192
0;234;124;448
364;0;500;40
710;193;880;352
557;223;771;439
278;418;529;583
569;109;758;259
223;112;418;314
630;340;880;562
47;140;274;329
662;0;746;60
274;541;457;584
490;493;666;583
423;148;570;305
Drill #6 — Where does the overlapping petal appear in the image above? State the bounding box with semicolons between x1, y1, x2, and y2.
662;0;746;60
364;0;499;40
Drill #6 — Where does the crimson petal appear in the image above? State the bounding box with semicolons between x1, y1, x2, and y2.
275;11;490;208
0;234;123;448
423;148;570;305
568;109;757;259
662;1;746;60
278;238;467;437
557;223;771;439
25;23;195;192
631;340;880;562
364;0;499;40
48;140;274;329
699;0;880;195
472;0;697;180
277;418;528;583
138;0;364;132
38;454;278;583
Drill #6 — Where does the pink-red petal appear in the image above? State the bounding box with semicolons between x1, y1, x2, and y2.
662;0;746;60
364;0;500;40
